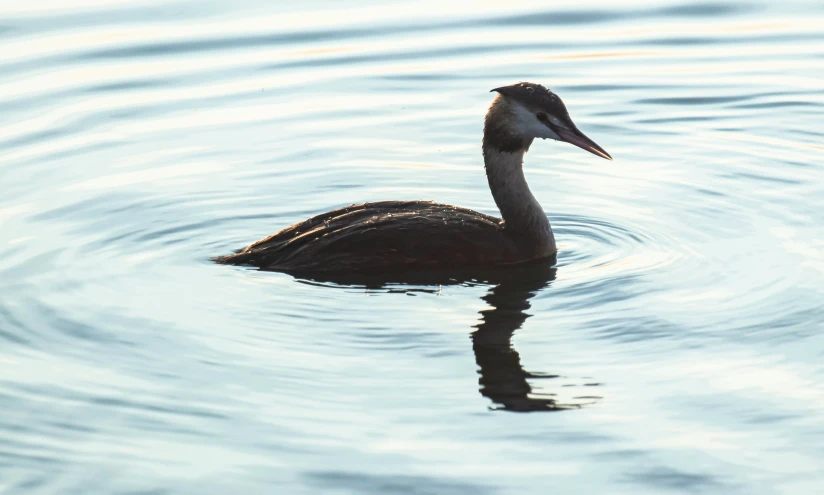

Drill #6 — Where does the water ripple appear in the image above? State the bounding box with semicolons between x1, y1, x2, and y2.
2;0;824;493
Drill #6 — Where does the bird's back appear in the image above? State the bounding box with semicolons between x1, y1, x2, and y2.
214;200;541;273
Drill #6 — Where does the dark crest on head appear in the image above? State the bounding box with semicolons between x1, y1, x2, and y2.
491;82;571;121
484;82;569;153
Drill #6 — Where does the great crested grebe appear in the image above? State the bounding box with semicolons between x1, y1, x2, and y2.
215;82;611;273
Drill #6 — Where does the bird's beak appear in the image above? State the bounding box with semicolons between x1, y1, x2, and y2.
554;126;612;160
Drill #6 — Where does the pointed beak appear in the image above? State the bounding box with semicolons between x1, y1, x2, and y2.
554;126;612;160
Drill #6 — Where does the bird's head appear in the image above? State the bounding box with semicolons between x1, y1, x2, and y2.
485;82;611;160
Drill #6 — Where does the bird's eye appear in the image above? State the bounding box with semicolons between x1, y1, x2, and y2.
536;112;549;123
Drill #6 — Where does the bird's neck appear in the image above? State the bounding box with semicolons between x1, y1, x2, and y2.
482;142;555;253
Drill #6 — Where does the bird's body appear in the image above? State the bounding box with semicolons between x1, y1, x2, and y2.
214;200;550;272
215;82;611;273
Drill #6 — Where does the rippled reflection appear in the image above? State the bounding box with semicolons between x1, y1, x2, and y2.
294;259;602;413
472;263;560;410
474;263;581;412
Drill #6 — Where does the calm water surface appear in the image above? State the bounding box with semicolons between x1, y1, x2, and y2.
1;1;823;493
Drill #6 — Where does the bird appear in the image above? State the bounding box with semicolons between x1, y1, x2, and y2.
214;82;611;274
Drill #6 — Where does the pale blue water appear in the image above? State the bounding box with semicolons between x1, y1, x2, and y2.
1;1;823;493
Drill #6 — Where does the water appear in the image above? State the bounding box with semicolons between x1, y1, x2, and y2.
1;0;823;493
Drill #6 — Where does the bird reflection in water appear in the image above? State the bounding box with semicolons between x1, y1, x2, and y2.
292;260;602;412
472;261;601;412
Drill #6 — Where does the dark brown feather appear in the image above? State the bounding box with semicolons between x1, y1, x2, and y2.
214;200;546;273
